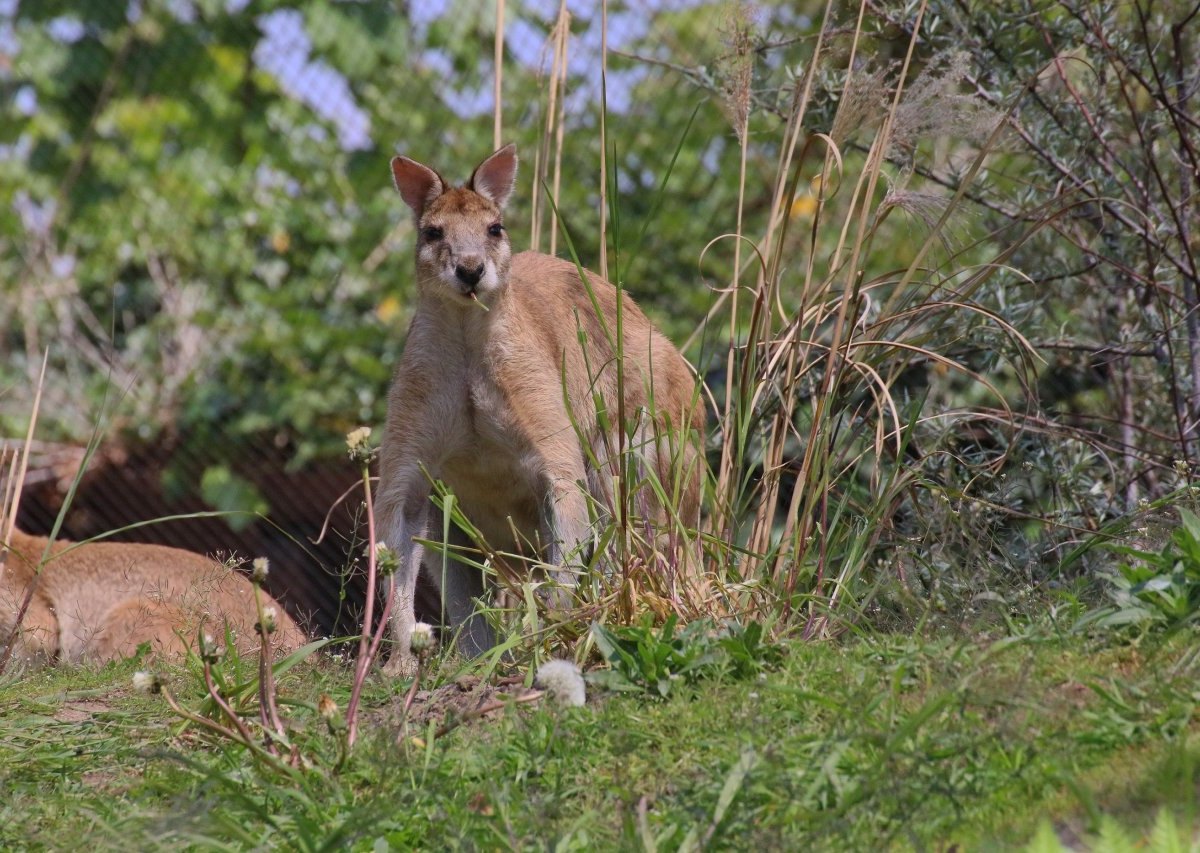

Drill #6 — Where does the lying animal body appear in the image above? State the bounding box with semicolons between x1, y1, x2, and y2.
0;529;305;668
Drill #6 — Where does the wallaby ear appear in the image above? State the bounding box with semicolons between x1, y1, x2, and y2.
390;156;445;219
469;144;518;209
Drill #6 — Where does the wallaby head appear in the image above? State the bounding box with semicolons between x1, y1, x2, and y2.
390;144;519;306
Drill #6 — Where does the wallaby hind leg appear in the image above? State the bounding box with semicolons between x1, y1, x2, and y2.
88;598;192;664
425;517;494;658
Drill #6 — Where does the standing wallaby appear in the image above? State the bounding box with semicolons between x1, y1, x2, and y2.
0;528;306;668
377;144;703;675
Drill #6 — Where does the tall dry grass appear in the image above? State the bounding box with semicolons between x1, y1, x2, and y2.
422;0;1059;659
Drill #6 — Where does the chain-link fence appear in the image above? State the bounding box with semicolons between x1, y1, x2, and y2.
1;1;799;635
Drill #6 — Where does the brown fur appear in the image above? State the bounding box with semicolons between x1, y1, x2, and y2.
378;145;703;674
0;529;305;668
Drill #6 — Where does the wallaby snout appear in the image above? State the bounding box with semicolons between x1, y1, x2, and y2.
455;260;485;288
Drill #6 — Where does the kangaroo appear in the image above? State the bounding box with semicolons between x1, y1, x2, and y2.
0;528;306;668
377;144;703;675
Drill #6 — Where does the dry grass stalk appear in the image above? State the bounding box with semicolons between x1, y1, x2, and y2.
690;0;1025;637
731;0;839;576
1;349;48;571
598;0;609;283
493;0;505;150
549;5;569;257
531;0;571;254
713;2;758;556
0;351;53;673
785;1;932;633
0;450;16;591
345;449;394;749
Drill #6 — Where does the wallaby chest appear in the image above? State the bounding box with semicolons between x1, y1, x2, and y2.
418;318;543;541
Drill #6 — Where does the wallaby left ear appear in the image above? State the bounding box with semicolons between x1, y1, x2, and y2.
469;144;518;209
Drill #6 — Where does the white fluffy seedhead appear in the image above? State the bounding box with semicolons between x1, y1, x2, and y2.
535;659;586;708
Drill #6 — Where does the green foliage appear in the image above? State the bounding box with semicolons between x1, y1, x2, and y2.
1095;509;1200;629
1028;809;1199;853
0;0;747;457
714;619;783;678
588;616;780;698
5;622;1200;850
198;465;268;531
922;0;1200;495
1080;676;1197;749
2;0;1129;643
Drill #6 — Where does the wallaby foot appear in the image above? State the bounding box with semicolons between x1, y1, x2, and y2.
382;652;419;678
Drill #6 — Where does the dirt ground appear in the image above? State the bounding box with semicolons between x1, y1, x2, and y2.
370;674;546;736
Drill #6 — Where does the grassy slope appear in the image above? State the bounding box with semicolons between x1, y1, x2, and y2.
1;625;1197;851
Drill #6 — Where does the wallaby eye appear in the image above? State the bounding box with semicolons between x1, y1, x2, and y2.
422;226;444;242
487;223;504;238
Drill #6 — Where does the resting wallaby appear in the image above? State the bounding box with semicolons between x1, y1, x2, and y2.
0;528;306;668
377;144;702;675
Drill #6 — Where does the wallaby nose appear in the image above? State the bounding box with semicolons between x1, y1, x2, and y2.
455;262;485;287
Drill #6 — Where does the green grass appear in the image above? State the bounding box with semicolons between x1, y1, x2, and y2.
2;618;1198;851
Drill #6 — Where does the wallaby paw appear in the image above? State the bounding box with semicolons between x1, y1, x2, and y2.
381;653;419;678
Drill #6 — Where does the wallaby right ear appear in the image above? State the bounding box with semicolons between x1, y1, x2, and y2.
390;156;445;219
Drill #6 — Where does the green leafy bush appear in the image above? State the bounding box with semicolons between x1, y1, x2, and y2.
588;616;780;699
1095;509;1200;629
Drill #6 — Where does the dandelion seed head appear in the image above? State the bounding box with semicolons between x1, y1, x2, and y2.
409;622;435;654
372;541;400;576
346;426;375;463
259;606;278;634
346;426;371;450
535;659;586;708
132;670;160;694
198;632;225;663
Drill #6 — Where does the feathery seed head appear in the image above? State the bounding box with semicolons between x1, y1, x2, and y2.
410;622;435;655
132;670;161;694
345;426;375;464
535;659;587;708
257;606;278;635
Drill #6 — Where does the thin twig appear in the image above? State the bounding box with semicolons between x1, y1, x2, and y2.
160;686;291;774
202;658;266;754
433;690;544;739
346;465;381;748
